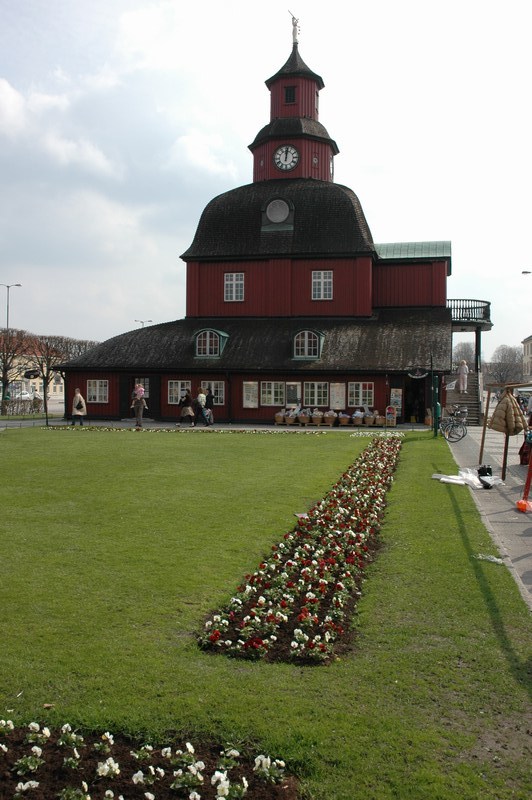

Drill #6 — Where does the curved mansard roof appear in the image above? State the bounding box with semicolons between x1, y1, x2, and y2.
181;179;374;261
249;117;339;153
62;309;451;374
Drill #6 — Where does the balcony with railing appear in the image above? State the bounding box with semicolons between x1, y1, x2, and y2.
447;299;492;331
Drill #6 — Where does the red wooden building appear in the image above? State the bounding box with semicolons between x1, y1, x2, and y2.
62;36;491;424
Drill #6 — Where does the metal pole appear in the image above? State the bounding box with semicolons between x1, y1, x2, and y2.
1;283;22;332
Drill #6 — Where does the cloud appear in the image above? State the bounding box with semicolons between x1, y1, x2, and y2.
42;132;122;178
166;130;239;180
0;78;27;136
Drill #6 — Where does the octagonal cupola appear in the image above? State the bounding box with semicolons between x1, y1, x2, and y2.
249;39;339;183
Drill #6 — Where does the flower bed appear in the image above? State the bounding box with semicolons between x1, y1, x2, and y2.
199;435;403;664
0;721;296;800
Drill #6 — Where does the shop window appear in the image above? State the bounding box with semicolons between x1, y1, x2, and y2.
87;380;108;403
168;380;191;404
303;382;328;406
260;381;286;406
200;380;225;405
348;382;374;407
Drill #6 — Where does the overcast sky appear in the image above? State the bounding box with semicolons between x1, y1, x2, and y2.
1;0;530;359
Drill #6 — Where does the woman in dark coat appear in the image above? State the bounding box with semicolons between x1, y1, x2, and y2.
178;390;195;427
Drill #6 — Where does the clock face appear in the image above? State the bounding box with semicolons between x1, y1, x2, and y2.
273;145;299;171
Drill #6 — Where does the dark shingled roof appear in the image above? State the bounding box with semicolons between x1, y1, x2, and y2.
181;179;375;260
249;117;339;153
265;44;324;89
62;308;452;374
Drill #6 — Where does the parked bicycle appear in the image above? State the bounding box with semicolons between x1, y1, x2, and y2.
439;404;468;442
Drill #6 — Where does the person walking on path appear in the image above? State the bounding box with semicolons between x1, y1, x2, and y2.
131;384;148;429
178;389;195;427
193;386;210;426
71;388;87;425
457;360;469;394
205;386;215;425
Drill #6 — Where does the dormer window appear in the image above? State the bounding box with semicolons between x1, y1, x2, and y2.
294;330;323;359
284;85;296;104
195;329;229;358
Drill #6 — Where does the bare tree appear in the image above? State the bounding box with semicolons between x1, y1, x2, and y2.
61;338;100;360
0;328;30;414
486;345;523;385
453;341;475;368
24;335;99;425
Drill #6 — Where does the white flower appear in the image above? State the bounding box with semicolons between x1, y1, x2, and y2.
28;723;40;733
15;781;40;792
185;741;195;754
132;769;145;784
161;747;172;758
104;792;114;799
31;746;42;757
254;754;271;772
189;793;201;800
211;769;228;785
41;727;51;739
145;794;155;800
0;743;8;753
61;723;72;733
96;756;120;777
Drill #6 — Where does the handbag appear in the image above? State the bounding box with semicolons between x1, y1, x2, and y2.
76;400;83;410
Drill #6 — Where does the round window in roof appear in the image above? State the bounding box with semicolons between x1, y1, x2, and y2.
266;199;290;223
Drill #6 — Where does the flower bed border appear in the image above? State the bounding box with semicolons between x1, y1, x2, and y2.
198;435;403;664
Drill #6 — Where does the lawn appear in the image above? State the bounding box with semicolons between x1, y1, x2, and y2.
0;427;530;799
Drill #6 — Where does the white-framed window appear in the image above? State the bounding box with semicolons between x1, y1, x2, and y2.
348;382;374;407
303;382;328;406
201;380;225;405
294;330;320;358
260;381;286;406
224;272;244;302
168;380;191;404
134;377;150;398
196;330;220;357
87;380;108;403
312;270;333;300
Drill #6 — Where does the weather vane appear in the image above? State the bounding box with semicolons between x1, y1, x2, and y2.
288;10;299;44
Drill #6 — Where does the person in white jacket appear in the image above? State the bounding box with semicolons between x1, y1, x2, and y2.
457;360;469;394
71;388;86;425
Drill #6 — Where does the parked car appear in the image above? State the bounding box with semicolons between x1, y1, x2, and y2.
14;391;32;400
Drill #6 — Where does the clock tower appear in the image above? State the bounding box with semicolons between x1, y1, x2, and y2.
249;41;339;182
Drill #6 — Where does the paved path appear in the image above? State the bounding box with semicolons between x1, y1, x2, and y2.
449;426;532;611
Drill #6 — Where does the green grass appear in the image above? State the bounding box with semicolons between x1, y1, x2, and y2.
0;427;530;799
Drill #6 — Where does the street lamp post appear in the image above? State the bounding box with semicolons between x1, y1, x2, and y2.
1;283;22;331
1;283;22;407
135;319;153;327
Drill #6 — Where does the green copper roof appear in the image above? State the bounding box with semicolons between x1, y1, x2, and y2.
375;241;452;259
